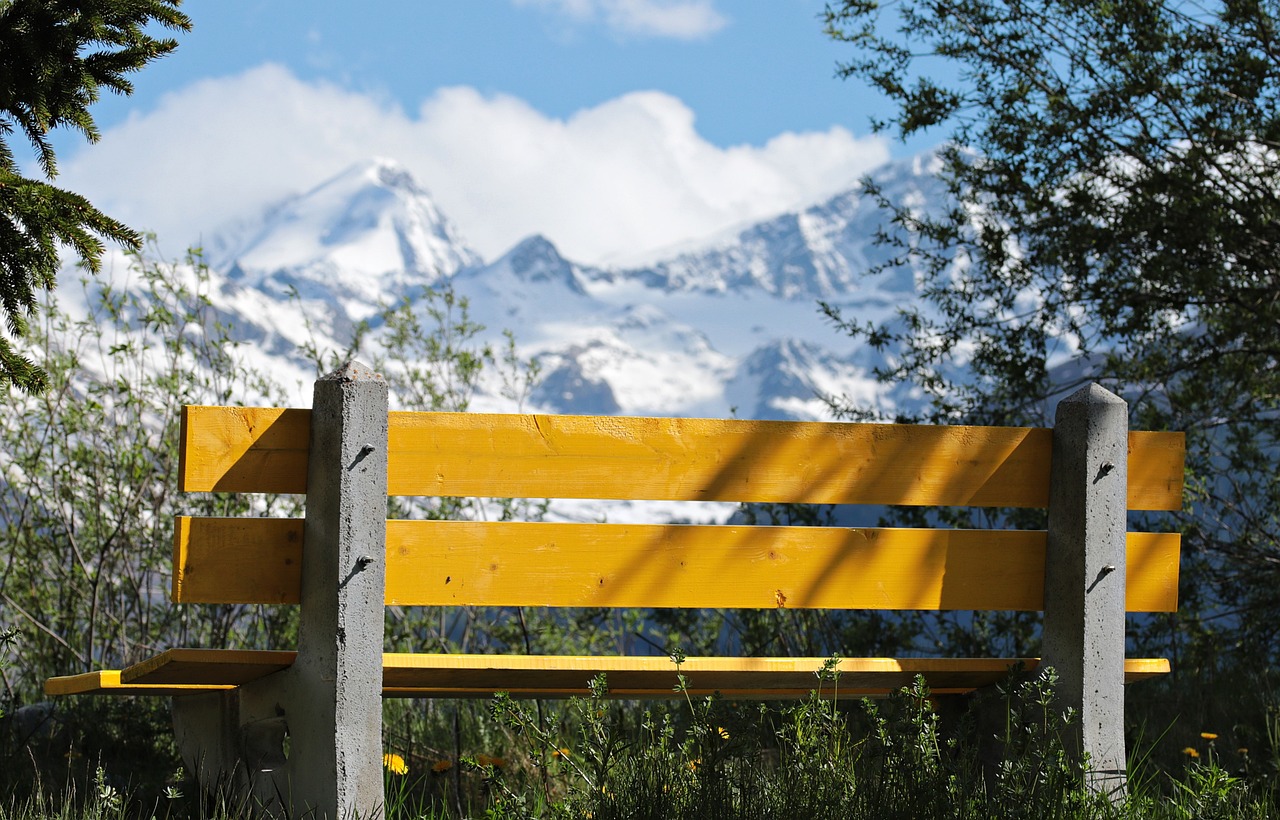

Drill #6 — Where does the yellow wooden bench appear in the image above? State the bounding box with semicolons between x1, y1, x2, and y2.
44;363;1184;817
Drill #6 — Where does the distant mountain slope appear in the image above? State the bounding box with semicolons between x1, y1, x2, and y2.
65;153;948;423
213;157;482;313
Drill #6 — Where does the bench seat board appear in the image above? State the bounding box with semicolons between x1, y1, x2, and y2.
174;518;1181;612
180;408;1185;511
43;669;237;697
45;649;1170;698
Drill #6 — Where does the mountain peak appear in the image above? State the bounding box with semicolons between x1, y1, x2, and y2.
494;234;587;294
212;159;483;315
345;157;429;197
183;151;938;426
507;234;563;268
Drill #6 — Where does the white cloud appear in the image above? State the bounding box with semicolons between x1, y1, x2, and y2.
513;0;728;39
56;64;889;265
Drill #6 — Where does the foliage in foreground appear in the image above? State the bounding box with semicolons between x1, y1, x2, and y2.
0;246;552;702
378;666;1277;820
0;0;191;393
0;247;294;696
822;0;1280;665
5;660;1278;819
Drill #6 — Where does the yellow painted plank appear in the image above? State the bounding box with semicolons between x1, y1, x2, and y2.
43;669;236;696
105;649;1169;698
1126;531;1182;612
172;516;302;604
180;406;309;493
380;655;1171;697
179;408;1185;510
174;517;1180;612
119;648;297;685
390;414;1059;507
1129;431;1186;512
44;670;123;695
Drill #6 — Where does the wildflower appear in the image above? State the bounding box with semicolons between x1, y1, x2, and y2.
476;753;506;768
1182;747;1200;758
382;753;408;776
1239;747;1250;756
432;759;453;773
716;726;730;740
552;747;571;759
1201;732;1219;741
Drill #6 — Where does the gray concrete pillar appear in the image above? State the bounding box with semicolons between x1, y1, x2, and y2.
172;363;388;818
288;361;389;818
1042;383;1128;798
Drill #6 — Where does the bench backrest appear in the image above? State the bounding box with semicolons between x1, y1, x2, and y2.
174;407;1185;615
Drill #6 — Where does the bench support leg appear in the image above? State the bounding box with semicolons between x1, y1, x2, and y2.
290;361;389;819
172;676;291;812
1043;383;1128;799
174;362;389;819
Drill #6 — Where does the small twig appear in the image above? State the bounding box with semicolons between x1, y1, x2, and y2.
1;593;87;666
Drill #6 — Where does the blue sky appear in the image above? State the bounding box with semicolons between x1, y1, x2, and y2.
51;0;924;265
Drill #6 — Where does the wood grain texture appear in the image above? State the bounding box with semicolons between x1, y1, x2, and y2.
173;517;1180;612
172;516;303;604
180;406;309;493
178;407;1185;510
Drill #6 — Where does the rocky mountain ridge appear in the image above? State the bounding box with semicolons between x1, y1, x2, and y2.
75;152;948;423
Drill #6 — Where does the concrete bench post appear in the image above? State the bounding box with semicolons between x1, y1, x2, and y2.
173;362;388;819
1042;383;1128;799
287;361;388;818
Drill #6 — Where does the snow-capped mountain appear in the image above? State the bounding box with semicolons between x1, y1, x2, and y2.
212;158;480;317
596;157;927;303
441;153;942;420
71;153;946;424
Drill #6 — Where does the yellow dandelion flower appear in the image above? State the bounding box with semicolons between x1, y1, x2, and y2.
1201;732;1219;741
716;726;730;740
432;759;453;773
382;753;408;776
1182;747;1200;758
553;747;571;759
476;753;507;768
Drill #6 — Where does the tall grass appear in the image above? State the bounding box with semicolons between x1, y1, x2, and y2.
366;661;1278;820
3;662;1277;819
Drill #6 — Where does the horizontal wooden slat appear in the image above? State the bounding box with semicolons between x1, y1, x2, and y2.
1128;430;1186;511
173;516;302;605
174;518;1180;612
43;669;236;697
180;406;308;494
179;407;1185;510
378;654;1173;697
391;415;1055;507
120;648;297;686
86;649;1169;698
